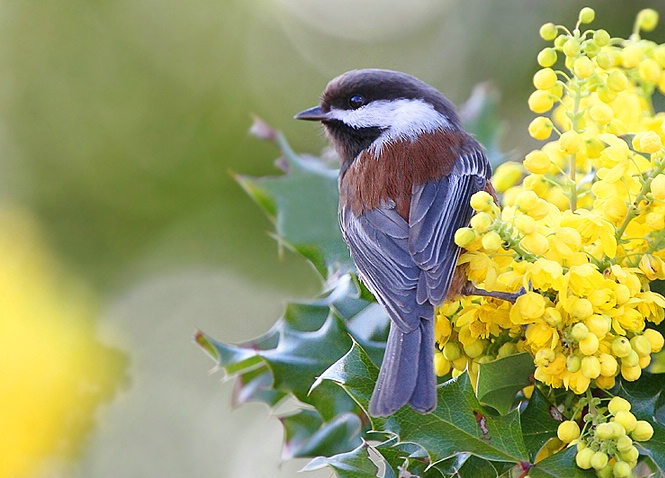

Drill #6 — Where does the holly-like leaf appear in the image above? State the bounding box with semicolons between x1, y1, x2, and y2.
319;342;530;465
520;386;560;460
280;409;363;459
302;442;379;478
528;447;595;478
477;352;535;415
235;130;350;277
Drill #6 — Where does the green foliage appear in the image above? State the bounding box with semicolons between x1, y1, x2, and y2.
197;93;665;477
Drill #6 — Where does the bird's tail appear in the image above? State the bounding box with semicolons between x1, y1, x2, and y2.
368;318;436;417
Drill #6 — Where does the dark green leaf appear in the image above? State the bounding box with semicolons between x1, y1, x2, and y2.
302;442;379;478
319;342;530;464
235;132;350;276
281;409;363;459
231;366;286;407
521;386;560;460
618;372;665;422
477;352;535;415
528;447;595;478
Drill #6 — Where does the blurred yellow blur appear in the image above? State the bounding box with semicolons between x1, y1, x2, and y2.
0;207;126;478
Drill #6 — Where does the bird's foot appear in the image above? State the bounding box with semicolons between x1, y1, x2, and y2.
461;282;527;304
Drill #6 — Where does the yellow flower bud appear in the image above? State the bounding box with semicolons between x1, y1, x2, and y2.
595;375;616;390
559;130;582;154
643;328;664;353
595;422;617;440
573;56;594;78
630;335;652;357
589;103;614;125
616;435;633;452
533;68;558;90
563;38;580;58
470;191;494;212
632;420;654;441
566;354;581;372
464;340;485;359
442;341;461;361
593;29;611;47
581;355;601;378
576;447;594;470
597;85;618;103
470;212;493;233
639;58;662;84
434;353;451;376
516;190;539;210
613;461;632;478
608;70;628;92
454;227;476;248
481;231;502;252
612;337;632;358
637;8;659;32
651;174;665;201
599;353;618;377
619;445;639;463
613;410;637;432
570;322;589;341
596;51;614;70
590;451;608;471
586;315;610;338
514;214;536;235
515;292;546;321
492;162;523;193
579;7;595;24
579;333;599;355
529;116;554;140
608;396;631;414
558;420;581;442
539;23;558;41
621;44;643;69
639;355;651;369
622;350;639;368
521;232;549;255
633;130;663;153
621;364;642;381
538;48;558;68
524;150;552;174
569;297;594;320
528;90;554;113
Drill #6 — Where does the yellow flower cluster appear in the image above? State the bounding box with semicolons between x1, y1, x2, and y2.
558;396;654;476
434;7;665;399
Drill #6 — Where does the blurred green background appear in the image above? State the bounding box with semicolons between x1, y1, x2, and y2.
3;1;664;477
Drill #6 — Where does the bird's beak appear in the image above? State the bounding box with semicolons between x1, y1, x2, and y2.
294;106;328;121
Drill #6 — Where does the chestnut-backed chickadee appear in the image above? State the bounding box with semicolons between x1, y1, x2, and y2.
295;69;496;417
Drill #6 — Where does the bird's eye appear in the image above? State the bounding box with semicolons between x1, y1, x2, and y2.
349;95;366;109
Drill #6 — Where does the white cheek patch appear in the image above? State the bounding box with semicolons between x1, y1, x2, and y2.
326;99;452;153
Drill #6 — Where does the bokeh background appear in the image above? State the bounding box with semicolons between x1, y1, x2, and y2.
3;1;665;477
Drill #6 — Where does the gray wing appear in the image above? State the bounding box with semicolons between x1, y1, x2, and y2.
409;146;491;305
340;204;428;333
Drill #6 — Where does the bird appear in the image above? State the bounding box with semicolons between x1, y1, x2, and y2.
295;69;497;417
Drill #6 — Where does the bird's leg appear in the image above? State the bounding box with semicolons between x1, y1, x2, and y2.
461;281;527;304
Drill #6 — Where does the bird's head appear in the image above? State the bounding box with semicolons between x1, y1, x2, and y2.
295;69;462;165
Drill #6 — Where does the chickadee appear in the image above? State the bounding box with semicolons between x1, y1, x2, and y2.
295;69;496;417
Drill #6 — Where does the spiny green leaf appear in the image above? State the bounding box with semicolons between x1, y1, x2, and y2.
477;352;535;415
520;386;560;460
320;342;530;464
302;442;379;478
634;423;665;476
280;409;363;459
234;131;350;277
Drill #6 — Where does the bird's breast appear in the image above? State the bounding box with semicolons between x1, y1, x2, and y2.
339;128;468;221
